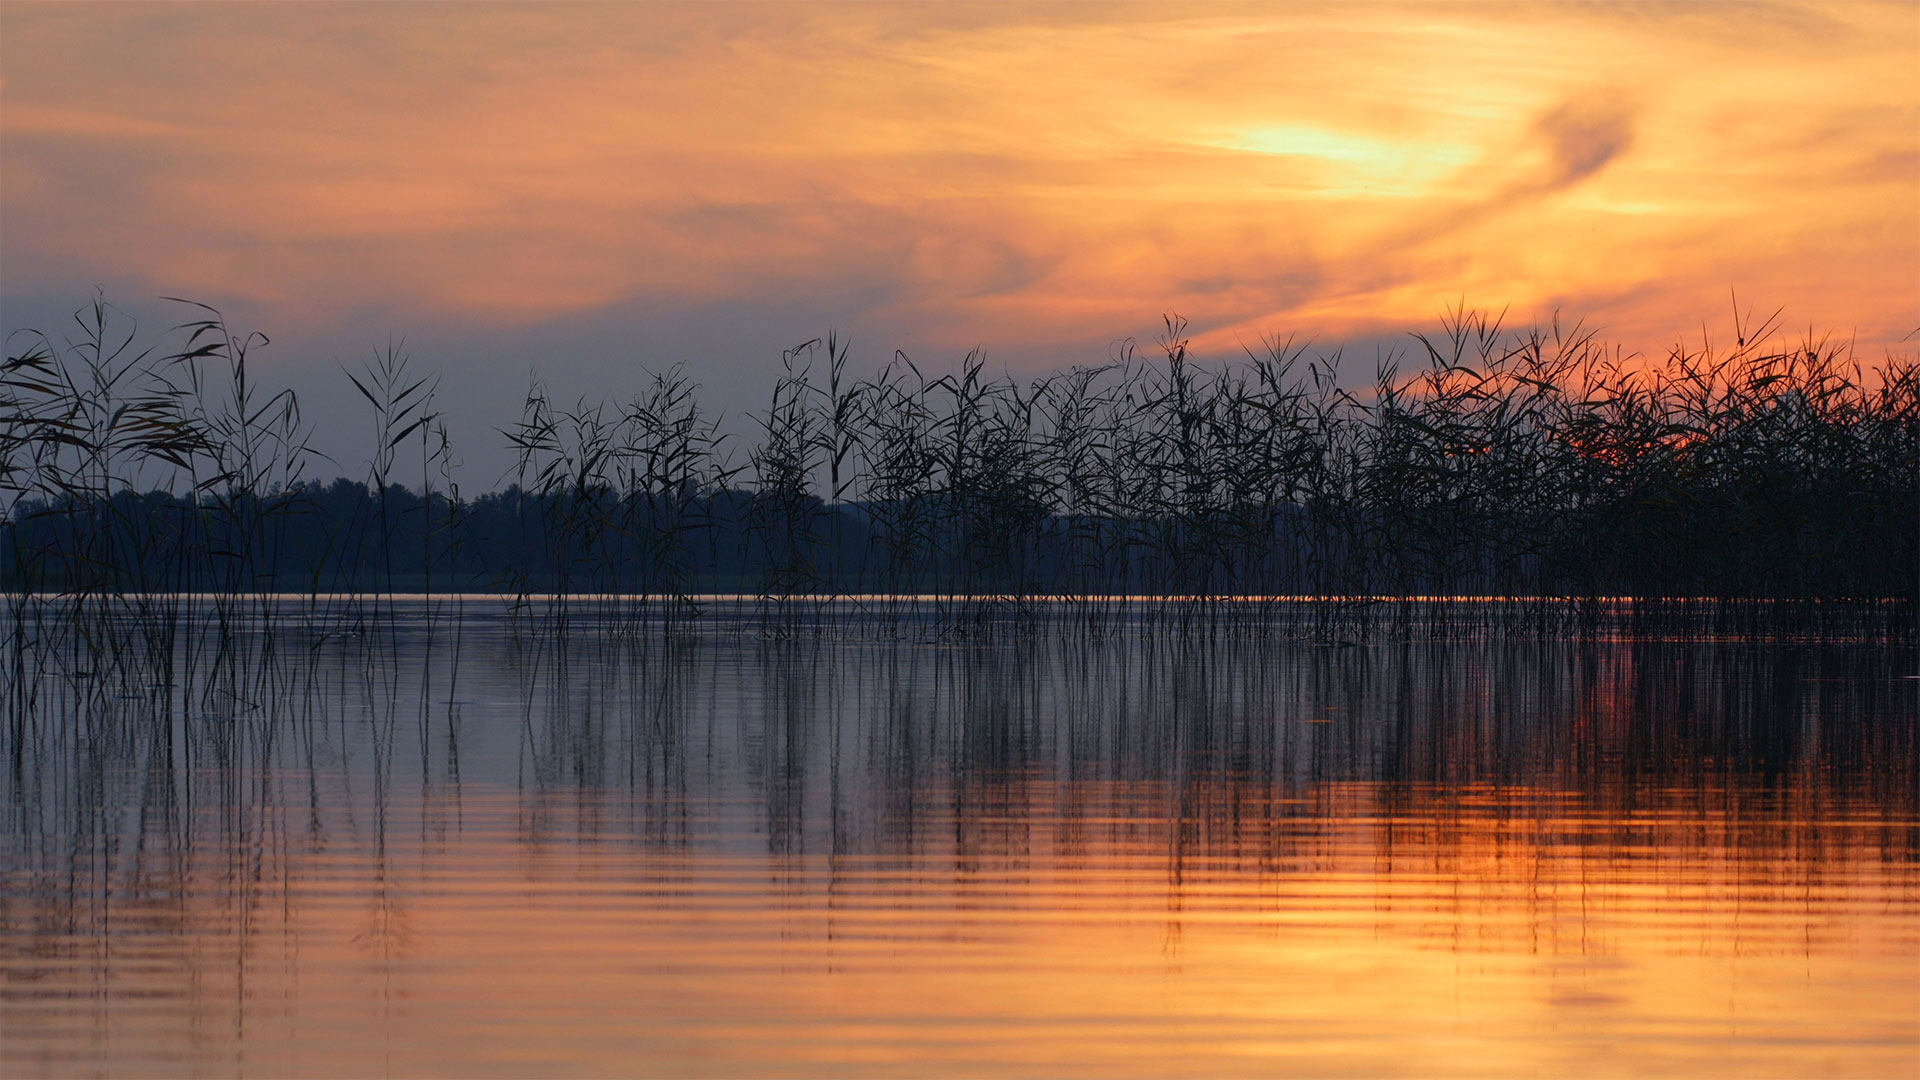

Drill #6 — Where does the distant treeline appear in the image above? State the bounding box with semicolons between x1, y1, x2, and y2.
4;299;1916;601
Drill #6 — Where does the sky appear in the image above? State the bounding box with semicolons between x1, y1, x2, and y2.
3;1;1916;484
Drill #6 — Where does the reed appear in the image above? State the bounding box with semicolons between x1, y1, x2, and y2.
3;295;1914;657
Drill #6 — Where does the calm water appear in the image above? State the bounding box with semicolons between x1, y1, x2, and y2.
3;604;1916;1077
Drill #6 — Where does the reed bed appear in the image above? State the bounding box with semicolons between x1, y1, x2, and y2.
3;296;1914;680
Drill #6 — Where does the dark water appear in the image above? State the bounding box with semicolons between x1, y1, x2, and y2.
3;604;1916;1076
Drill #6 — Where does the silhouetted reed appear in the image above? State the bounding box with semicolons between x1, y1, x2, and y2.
4;295;1915;666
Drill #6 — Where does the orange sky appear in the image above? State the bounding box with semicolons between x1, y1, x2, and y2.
2;1;1915;470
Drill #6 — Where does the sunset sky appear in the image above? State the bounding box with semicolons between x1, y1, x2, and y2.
3;1;1915;479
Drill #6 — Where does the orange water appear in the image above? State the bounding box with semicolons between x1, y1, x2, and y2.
3;632;1914;1077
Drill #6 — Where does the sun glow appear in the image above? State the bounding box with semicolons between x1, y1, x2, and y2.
1212;123;1475;193
1;1;1914;363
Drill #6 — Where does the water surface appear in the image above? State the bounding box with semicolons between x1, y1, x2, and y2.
3;605;1915;1076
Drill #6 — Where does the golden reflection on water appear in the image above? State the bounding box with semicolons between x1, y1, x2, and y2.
2;630;1916;1077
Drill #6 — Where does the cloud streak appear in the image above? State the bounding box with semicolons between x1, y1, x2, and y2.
1533;94;1638;193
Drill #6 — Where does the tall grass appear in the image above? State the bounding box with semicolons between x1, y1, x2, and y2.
502;363;733;638
1;299;319;709
4;296;1915;658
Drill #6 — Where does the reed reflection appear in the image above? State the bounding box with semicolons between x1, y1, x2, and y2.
1;612;1915;1077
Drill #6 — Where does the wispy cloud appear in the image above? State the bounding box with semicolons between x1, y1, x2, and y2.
1;0;1913;367
1531;94;1638;193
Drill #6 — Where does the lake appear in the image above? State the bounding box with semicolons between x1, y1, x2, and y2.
3;599;1915;1077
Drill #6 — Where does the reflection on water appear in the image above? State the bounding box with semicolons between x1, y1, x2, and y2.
3;610;1916;1077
